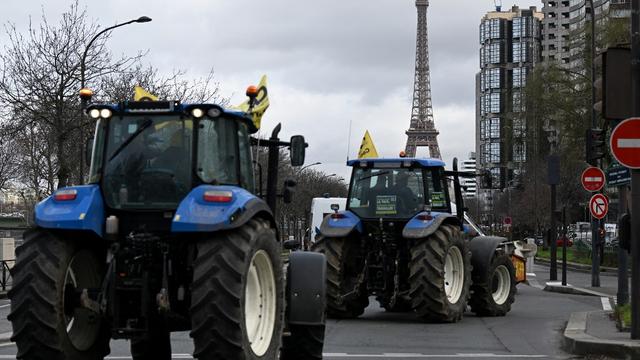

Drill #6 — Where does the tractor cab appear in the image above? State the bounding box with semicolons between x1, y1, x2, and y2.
86;102;257;211
346;158;452;220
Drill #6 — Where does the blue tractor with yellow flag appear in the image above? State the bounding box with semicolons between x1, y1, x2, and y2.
8;78;327;360
312;156;524;323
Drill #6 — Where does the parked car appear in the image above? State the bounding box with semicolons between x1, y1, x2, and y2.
557;235;573;247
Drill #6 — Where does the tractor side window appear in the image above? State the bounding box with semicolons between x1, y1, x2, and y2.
425;168;449;211
197;117;239;185
88;118;107;183
238;124;255;192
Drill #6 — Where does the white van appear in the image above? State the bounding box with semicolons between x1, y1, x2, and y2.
309;197;347;244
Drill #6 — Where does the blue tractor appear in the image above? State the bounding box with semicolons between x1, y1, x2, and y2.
8;86;326;360
313;157;521;322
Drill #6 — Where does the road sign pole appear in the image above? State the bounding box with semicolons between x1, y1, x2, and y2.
618;185;629;306
562;206;567;286
630;0;640;339
591;217;601;287
550;184;558;281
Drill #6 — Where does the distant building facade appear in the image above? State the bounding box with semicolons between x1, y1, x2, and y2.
476;6;543;190
460;153;477;198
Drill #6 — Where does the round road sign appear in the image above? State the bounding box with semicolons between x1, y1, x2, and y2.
610;117;640;169
589;194;609;220
581;167;606;192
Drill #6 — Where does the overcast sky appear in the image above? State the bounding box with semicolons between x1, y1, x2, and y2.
0;0;542;180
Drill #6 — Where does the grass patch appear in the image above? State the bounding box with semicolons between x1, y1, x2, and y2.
615;304;631;331
536;246;619;267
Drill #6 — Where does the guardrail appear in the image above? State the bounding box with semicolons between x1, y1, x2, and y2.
0;260;13;291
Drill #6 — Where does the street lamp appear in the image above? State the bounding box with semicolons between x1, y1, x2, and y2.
78;16;152;184
80;15;152;107
299;162;321;172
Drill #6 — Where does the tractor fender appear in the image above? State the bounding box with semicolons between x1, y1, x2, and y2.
319;210;363;238
35;185;105;237
402;212;460;239
171;185;273;233
468;236;508;283
287;251;326;325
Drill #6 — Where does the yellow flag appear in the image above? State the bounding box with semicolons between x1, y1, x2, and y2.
358;130;379;158
134;86;159;101
232;75;269;130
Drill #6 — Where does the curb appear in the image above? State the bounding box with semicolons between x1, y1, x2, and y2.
544;282;613;297
564;311;640;359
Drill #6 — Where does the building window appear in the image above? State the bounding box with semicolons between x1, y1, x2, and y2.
513;67;525;88
513;142;527;161
489;117;500;139
488;42;502;64
491;167;501;187
513;117;525;137
512;91;523;112
513;17;522;38
489;68;501;89
490;19;501;39
480;95;486;115
489;92;501;113
489;142;501;163
480;118;487;140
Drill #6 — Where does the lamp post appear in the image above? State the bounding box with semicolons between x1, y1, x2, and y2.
299;162;321;172
78;16;152;184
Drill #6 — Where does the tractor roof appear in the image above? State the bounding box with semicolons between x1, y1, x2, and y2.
86;101;258;133
346;158;446;168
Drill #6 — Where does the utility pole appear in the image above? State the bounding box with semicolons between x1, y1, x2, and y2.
630;0;640;340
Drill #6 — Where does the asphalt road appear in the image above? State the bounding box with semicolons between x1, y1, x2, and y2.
0;264;611;359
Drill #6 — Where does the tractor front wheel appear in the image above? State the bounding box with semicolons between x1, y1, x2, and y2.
190;218;283;360
409;224;471;323
469;254;516;317
8;229;110;360
312;235;368;319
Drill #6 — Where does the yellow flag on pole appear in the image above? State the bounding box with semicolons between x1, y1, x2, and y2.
134;86;159;101
358;130;379;159
232;75;270;130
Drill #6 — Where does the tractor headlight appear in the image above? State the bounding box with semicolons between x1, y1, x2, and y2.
89;109;101;119
100;109;113;118
191;108;204;118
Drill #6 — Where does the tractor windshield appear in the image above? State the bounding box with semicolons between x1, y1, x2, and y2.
347;168;425;219
347;166;450;219
101;115;194;209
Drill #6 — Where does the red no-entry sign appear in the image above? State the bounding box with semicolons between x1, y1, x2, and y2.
589;194;609;220
581;167;606;192
610;117;640;169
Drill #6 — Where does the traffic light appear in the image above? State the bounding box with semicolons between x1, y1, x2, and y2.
593;47;631;121
585;128;605;166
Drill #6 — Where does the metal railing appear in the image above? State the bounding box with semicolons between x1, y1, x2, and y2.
0;260;14;291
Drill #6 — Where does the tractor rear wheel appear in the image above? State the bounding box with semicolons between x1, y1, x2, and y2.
8;229;110;360
190;218;283;360
469;254;516;317
409;224;471;323
281;324;325;360
312;235;368;319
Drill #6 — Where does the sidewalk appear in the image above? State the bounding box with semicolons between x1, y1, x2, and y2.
533;260;640;359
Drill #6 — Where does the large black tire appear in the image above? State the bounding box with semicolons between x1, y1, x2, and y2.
8;229;110;360
469;254;516;317
130;316;171;360
190;218;283;360
409;224;471;323
281;324;325;360
311;235;368;319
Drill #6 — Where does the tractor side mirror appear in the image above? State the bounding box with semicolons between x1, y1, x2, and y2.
85;137;94;167
283;179;297;204
289;135;306;167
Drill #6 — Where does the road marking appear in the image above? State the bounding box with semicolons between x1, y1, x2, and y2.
618;139;640;148
0;353;549;359
323;354;547;358
0;304;10;309
601;297;613;311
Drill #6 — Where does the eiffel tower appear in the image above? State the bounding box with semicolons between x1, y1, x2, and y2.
404;0;441;159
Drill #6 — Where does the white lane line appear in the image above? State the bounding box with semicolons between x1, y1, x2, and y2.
0;304;10;309
0;354;549;359
323;354;547;358
601;297;613;311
